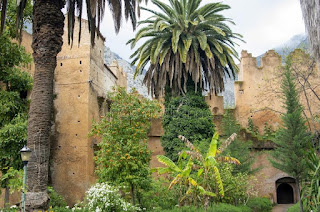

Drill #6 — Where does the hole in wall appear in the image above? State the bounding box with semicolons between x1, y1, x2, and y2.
80;70;82;72
60;63;63;66
80;60;82;64
75;134;78;136
78;120;80;123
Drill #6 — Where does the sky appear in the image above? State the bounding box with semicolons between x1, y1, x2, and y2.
99;0;306;62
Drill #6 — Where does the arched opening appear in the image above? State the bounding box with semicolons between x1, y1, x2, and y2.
277;183;294;204
276;177;295;204
212;107;219;115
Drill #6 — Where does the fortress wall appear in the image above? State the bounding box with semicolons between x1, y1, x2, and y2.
251;151;289;203
234;50;283;132
51;18;94;205
205;95;224;115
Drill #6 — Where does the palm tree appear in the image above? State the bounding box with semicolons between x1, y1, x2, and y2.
128;0;242;97
1;0;145;210
300;0;320;62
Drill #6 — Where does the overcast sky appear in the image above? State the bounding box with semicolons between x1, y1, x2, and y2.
99;0;305;62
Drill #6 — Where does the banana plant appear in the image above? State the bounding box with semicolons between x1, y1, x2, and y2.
155;132;239;207
302;147;320;211
156;153;216;205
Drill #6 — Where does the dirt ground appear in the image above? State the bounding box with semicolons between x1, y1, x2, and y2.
272;204;294;212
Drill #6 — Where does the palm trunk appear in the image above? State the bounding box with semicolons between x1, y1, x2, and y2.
25;0;64;211
296;178;303;212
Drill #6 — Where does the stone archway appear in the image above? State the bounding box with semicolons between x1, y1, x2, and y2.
276;177;296;204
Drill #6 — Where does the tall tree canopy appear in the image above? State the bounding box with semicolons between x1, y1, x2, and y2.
128;0;242;97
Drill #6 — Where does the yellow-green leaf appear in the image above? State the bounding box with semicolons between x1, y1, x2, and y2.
172;29;182;53
196;32;207;50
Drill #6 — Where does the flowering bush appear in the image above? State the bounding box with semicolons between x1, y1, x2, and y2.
85;182;140;212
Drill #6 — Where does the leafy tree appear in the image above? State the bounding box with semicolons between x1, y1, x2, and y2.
221;110;255;174
217;164;257;206
4;0;32;38
129;0;242;97
91;87;161;205
0;31;32;205
270;58;312;212
1;0;145;209
161;91;215;161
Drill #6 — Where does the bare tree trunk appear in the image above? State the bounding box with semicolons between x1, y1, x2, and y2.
25;0;64;211
296;178;304;212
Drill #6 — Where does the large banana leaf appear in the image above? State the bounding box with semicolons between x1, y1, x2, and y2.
206;132;219;158
157;155;181;172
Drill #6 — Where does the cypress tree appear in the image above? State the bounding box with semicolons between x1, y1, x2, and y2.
161;90;215;161
270;58;311;212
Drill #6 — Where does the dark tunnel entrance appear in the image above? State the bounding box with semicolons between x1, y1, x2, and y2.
276;181;294;204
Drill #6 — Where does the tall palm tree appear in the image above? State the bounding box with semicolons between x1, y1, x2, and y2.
300;0;320;62
1;0;145;210
128;0;242;97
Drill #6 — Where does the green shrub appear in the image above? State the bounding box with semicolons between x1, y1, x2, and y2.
237;205;253;212
161;91;215;161
287;203;300;212
157;206;204;212
246;197;272;212
209;203;242;212
48;186;67;208
137;179;178;210
155;204;250;212
48;206;89;212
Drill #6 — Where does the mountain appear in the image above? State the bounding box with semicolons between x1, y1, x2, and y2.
257;34;308;66
104;47;151;99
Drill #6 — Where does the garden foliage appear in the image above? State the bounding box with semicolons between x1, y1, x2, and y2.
161;91;214;161
91;87;161;205
246;197;272;212
156;133;242;207
0;31;32;198
221;110;255;174
85;183;139;212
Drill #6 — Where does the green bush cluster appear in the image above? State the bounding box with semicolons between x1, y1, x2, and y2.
161;91;214;161
246;197;272;212
48;186;67;208
287;203;300;212
156;203;251;212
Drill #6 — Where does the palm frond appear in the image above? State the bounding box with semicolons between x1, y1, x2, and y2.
129;0;241;97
